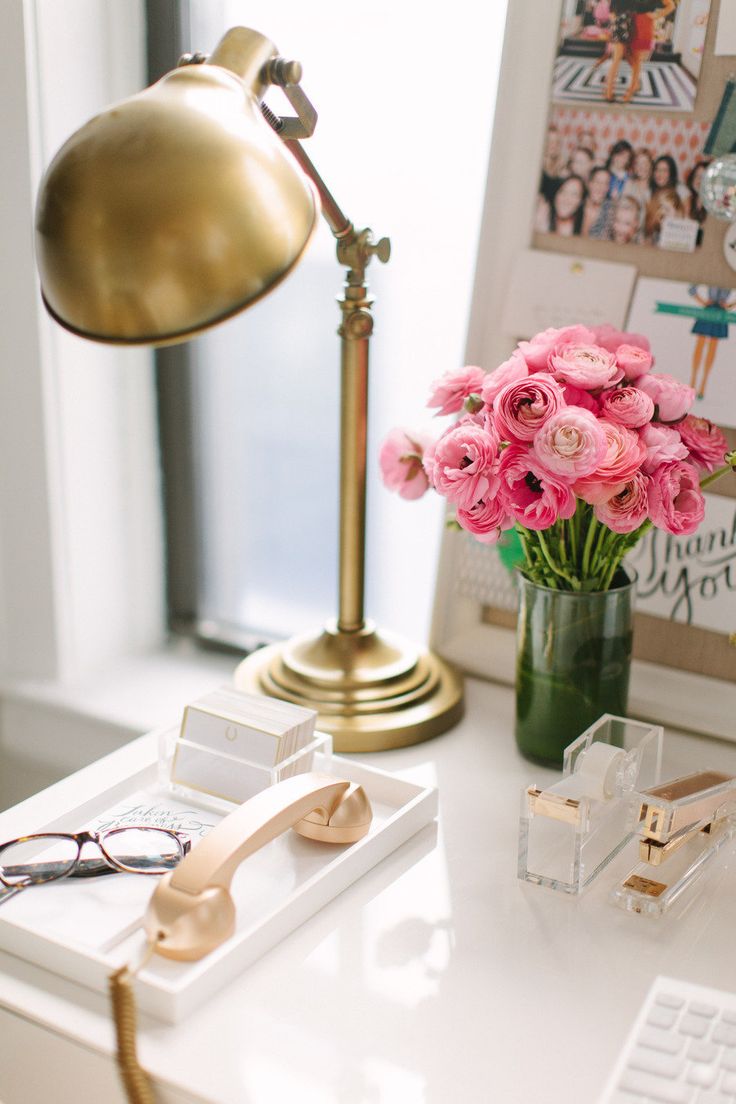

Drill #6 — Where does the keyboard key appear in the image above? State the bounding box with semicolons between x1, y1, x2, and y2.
687;1040;718;1063
720;1048;736;1072
688;1001;718;1018
685;1062;717;1087
713;1023;736;1047
657;992;687;1010
721;1009;736;1026
679;1015;710;1038
690;1094;733;1104
649;1005;680;1029
721;1071;736;1092
628;1047;686;1078
619;1069;694;1102
638;1026;686;1055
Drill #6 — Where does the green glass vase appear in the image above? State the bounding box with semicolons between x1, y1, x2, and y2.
514;570;634;767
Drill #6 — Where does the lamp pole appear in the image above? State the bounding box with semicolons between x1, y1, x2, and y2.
278;136;389;635
235;54;464;750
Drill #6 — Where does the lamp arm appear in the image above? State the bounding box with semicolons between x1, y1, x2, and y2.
260;92;390;633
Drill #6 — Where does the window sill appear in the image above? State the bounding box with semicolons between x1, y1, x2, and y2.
0;643;237;808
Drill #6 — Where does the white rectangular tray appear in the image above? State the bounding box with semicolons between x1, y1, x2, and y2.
0;731;437;1022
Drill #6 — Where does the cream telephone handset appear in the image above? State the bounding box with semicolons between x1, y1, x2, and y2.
111;772;373;1103
144;771;371;959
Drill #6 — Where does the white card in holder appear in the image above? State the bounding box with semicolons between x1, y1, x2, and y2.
501;249;637;340
180;686;317;767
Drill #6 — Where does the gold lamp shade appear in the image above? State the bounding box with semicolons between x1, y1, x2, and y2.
35;30;318;345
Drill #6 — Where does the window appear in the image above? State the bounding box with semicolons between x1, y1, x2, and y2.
157;0;508;650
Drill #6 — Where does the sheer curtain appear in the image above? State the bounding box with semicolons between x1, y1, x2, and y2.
183;0;508;645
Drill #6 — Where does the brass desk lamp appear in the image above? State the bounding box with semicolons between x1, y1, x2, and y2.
35;26;463;751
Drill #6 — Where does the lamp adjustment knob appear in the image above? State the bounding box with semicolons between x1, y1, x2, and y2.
368;237;391;264
264;57;303;88
345;310;374;339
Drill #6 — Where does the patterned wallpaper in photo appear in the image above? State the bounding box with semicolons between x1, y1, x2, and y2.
550;105;711;177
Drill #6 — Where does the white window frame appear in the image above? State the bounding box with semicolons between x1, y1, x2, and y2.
0;0;233;790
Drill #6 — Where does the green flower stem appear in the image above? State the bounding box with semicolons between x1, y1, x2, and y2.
507;459;736;593
536;530;579;588
580;510;595;578
700;462;735;492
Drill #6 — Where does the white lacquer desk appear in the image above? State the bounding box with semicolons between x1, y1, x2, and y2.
1;678;736;1104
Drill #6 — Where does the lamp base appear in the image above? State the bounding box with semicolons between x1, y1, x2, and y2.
233;619;464;752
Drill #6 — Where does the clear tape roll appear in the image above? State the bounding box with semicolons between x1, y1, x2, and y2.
548;741;625;803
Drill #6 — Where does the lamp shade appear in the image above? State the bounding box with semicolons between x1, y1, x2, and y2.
35;30;318;345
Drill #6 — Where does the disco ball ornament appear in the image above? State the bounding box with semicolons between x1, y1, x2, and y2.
700;155;736;221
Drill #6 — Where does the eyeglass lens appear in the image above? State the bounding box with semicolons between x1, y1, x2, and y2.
0;836;80;886
100;828;183;873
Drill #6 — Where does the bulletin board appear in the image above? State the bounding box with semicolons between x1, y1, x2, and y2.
431;0;736;740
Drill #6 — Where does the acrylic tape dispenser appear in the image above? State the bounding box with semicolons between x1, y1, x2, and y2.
518;715;663;895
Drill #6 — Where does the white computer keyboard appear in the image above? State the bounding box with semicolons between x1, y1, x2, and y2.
600;976;736;1103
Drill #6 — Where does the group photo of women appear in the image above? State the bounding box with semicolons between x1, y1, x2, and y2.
536;111;711;249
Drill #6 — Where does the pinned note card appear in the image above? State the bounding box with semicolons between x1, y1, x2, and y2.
501;250;637;340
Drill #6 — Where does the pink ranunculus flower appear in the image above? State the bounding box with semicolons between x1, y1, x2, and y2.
548;342;623;391
591;324;651;355
648;461;706;536
640;423;688;474
494;374;566;443
427;364;485;416
379;428;433;501
678;416;728;474
532;406;608;481
430;419;500;509
599;385;655;429
614;343;653;380
573;419;646;505
561;383;600;414
480;350;528;407
636;372;695;424
516;324;597;371
456;493;514;544
498;446;576;530
594;471;650;533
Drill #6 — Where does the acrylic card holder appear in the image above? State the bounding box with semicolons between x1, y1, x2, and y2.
518;715;663;895
161;727;331;809
162;686;323;807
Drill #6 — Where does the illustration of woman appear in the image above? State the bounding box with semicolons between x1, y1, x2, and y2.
689;286;736;399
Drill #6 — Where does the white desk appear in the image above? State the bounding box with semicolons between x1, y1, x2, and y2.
1;678;736;1104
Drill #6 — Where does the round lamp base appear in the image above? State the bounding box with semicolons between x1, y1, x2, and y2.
233;620;464;752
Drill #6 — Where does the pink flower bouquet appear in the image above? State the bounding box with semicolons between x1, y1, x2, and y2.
380;324;735;592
